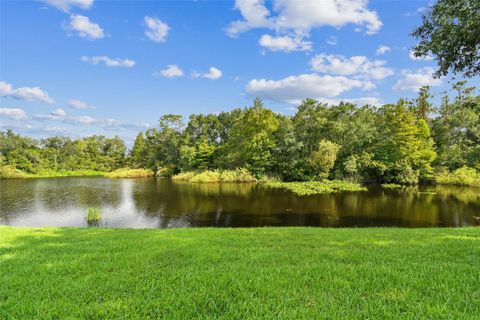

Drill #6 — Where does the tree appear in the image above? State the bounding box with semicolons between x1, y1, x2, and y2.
411;0;480;77
224;98;279;175
129;133;147;168
308;140;340;180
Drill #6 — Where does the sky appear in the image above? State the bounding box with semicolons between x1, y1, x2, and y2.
1;0;478;145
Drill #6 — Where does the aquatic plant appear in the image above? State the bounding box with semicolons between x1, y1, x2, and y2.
86;208;102;226
266;180;367;196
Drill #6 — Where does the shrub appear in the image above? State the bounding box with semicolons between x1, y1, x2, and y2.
172;168;256;183
0;165;27;178
106;168;155;178
436;166;480;187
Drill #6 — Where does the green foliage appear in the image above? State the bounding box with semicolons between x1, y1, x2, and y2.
436;166;480;187
172;168;257;183
1;85;478;186
128;133;148;168
223;98;279;175
0;165;27;178
266;180;366;196
86;208;101;226
105;168;155;178
411;0;480;77
308;140;340;179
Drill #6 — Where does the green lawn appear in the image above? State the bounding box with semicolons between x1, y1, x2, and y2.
1;227;479;319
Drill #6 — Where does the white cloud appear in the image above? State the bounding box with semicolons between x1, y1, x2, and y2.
0;81;55;104
35;109;97;125
259;34;312;52
81;56;135;68
68;99;95;109
203;67;223;80
227;0;382;37
393;67;442;92
409;49;434;61
157;65;184;78
144;16;169;43
326;36;337;46
246;73;373;104
43;0;93;12
310;54;394;80
51;108;67;117
68;14;104;40
376;45;390;55
0;108;27;120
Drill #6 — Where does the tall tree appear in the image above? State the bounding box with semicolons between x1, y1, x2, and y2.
411;0;480;77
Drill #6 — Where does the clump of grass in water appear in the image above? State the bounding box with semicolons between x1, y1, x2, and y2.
86;208;101;226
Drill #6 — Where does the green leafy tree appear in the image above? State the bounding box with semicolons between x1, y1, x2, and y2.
308;140;340;180
129;133;148;168
412;0;480;77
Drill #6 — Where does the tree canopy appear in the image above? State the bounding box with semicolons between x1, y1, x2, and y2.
411;0;480;77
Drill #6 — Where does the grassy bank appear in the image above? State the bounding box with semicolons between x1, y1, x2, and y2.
436;166;480;187
1;227;479;319
172;168;257;182
105;168;155;178
0;167;155;179
266;180;367;195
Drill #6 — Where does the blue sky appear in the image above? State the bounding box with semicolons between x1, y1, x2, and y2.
1;0;478;145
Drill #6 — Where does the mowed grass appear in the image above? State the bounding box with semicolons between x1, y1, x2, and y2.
1;227;479;319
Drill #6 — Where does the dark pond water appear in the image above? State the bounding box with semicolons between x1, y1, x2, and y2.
0;177;479;228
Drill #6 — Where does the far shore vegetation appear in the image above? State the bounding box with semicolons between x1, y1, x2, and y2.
1;81;479;188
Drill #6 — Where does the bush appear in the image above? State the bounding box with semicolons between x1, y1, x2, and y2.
106;168;155;178
0;165;27;178
436;167;480;187
172;168;256;183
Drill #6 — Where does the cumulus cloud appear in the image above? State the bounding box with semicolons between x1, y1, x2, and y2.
102;119;151;131
51;108;67;117
393;67;442;92
246;73;373;104
35;109;96;125
144;16;169;43
0;81;55;104
43;0;93;12
81;56;135;68
259;34;312;52
157;65;184;78
68;99;95;109
227;0;382;37
0;108;27;120
68;14;104;40
409;49;434;61
193;67;223;80
376;45;390;55
310;54;394;80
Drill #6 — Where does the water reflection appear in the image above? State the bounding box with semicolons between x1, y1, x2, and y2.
1;178;479;228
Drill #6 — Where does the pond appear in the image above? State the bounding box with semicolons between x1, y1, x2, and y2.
0;177;479;228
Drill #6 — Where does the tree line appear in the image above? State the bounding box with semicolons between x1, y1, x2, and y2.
1;81;479;184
